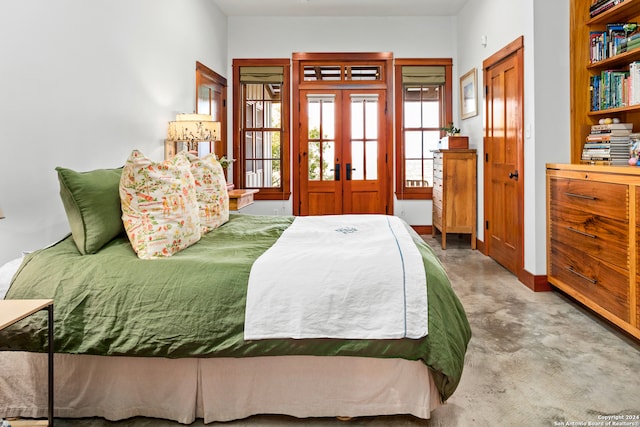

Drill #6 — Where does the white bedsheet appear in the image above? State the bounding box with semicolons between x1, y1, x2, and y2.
244;214;428;340
0;257;23;300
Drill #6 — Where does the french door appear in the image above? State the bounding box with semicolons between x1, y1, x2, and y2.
298;89;387;215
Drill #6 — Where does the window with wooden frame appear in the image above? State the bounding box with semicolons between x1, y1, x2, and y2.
232;59;290;200
394;59;452;200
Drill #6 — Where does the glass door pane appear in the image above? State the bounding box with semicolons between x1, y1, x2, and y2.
350;94;379;181
307;94;336;181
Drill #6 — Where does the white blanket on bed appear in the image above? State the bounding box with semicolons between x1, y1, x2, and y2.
244;215;428;340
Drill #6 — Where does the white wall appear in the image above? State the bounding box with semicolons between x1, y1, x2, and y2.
226;15;457;222
457;0;570;275
0;0;227;264
0;2;571;277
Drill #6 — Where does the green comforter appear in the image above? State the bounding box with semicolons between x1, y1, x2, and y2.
0;214;471;401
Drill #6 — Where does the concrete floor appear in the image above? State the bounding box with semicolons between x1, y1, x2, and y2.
43;235;640;426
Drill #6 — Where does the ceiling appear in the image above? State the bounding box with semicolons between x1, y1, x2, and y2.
212;0;470;17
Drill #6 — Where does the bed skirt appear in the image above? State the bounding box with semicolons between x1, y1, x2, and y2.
0;352;441;423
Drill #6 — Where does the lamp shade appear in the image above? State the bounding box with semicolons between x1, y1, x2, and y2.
167;114;220;143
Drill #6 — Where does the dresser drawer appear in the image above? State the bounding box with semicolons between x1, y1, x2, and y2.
433;152;443;165
550;178;628;221
549;204;628;270
432;186;442;206
550;239;629;322
433;205;442;228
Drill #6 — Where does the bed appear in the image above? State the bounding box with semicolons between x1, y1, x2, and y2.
0;155;471;424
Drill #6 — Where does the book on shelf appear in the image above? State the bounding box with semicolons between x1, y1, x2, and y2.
590;122;633;131
590;0;624;18
582;122;632;165
590;21;639;60
590;69;629;110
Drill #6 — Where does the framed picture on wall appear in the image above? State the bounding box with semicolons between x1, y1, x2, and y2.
460;68;478;119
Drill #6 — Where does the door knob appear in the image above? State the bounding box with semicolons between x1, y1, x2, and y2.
508;170;519;180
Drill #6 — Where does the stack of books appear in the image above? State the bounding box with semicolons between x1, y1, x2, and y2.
582;122;633;165
618;31;640;53
590;0;625;18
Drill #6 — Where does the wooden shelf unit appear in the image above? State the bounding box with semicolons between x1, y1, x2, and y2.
570;0;640;163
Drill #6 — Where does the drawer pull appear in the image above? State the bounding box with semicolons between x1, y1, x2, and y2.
566;226;597;239
566;266;597;284
564;192;597;200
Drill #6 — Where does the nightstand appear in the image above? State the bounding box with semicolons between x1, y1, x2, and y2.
228;189;259;211
0;299;54;426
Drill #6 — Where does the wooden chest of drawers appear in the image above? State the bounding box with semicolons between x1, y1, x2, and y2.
547;164;640;339
432;149;477;249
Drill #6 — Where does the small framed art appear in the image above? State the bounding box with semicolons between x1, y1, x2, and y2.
460;68;478;119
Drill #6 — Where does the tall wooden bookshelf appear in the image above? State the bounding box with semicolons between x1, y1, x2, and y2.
570;0;640;163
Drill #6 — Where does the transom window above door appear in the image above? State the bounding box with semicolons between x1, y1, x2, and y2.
302;63;384;82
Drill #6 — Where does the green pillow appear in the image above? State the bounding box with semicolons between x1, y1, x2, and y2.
56;166;124;255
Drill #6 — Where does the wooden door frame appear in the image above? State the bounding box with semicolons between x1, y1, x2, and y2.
482;36;525;281
195;61;228;160
292;52;394;216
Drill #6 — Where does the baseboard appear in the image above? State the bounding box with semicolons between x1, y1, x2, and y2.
518;269;551;292
411;225;431;235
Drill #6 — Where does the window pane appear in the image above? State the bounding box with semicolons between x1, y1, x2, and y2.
245;159;255;174
308;141;320;181
422;98;440;128
255;131;263;158
268;101;281;127
405;159;424;186
405;131;423;158
322;141;335;181
304;65;341;81
308;100;320;138
322;100;335;139
269;131;281;159
270;160;281;187
404;95;422;128
423;130;440;152
365;140;377;180
351;140;364;180
346;65;381;81
245;131;254;157
351;102;364;139
245;104;254;128
365;101;378;139
255;101;264;128
423;159;433;187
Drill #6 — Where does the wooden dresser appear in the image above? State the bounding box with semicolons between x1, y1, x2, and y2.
432;149;477;249
547;164;640;340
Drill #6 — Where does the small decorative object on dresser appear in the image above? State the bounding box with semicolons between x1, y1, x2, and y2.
438;135;469;150
432;149;477;250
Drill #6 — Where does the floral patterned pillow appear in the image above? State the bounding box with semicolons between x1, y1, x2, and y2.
187;153;229;233
120;150;201;259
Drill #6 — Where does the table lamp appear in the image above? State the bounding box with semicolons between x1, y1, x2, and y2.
166;113;220;158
